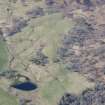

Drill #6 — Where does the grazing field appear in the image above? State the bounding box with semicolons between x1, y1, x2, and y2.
0;0;104;105
0;40;8;70
7;12;75;70
0;88;18;105
6;12;95;105
40;64;94;105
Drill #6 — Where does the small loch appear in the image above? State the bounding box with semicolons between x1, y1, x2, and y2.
11;82;37;91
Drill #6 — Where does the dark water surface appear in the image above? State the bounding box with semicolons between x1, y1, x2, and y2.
12;82;37;91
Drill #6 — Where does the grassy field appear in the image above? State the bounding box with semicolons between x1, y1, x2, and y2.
4;6;95;105
0;88;18;105
0;1;99;105
7;12;75;70
6;12;95;105
39;64;95;105
0;40;8;70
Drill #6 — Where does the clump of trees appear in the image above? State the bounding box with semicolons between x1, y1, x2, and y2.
58;82;105;105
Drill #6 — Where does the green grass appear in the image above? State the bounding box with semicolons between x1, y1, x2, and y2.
42;18;74;60
40;64;94;105
7;13;75;70
0;1;96;105
0;40;8;70
6;12;94;105
41;79;65;105
0;88;18;105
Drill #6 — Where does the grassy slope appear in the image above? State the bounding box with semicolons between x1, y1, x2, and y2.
7;12;95;105
40;64;94;105
7;13;74;69
0;1;96;105
0;88;18;105
0;40;8;70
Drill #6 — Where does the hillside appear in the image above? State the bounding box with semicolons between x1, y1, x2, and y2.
0;0;105;105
